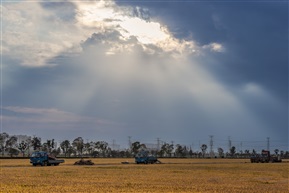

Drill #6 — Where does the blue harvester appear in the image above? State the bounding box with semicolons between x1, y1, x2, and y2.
30;151;65;166
135;150;161;164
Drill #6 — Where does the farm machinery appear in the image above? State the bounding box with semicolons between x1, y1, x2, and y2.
30;151;65;166
135;150;161;164
250;150;282;163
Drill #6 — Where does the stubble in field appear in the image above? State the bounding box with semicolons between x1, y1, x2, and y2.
1;158;288;192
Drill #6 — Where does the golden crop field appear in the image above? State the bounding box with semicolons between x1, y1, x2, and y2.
0;158;288;193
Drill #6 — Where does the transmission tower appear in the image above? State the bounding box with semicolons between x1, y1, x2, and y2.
267;137;270;151
209;135;214;158
228;136;232;152
128;136;132;149
157;138;160;151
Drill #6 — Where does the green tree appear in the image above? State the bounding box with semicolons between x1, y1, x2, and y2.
201;144;207;158
218;147;224;158
160;143;174;157
131;141;141;156
130;141;146;156
60;140;71;157
42;139;54;153
67;146;76;157
25;137;32;156
84;142;94;156
0;132;9;156
17;141;28;157
8;148;19;157
31;137;41;151
5;136;18;150
95;141;108;157
51;147;61;156
47;139;55;153
230;146;236;157
72;137;84;157
175;144;185;157
5;136;18;157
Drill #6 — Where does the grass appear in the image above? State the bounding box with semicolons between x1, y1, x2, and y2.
0;158;288;192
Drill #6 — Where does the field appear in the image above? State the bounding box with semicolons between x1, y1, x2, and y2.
1;158;288;192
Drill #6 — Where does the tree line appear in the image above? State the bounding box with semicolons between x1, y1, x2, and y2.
1;132;288;158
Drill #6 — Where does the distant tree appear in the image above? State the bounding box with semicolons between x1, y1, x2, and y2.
188;148;193;158
131;141;141;156
67;146;76;157
51;147;61;157
95;141;108;157
284;151;289;158
25;137;32;156
72;137;84;156
274;149;279;155
84;142;94;156
218;147;224;158
17;141;28;157
280;150;284;158
140;143;147;150
47;139;55;153
230;146;236;157
5;136;18;150
201;144;207;158
110;150;119;158
91;150;99;158
8;148;19;157
5;136;18;157
244;150;250;158
0;132;9;156
41;143;48;152
31;137;41;151
106;147;112;157
175;144;185;157
42;139;54;153
239;150;243;155
60;140;71;157
159;143;174;157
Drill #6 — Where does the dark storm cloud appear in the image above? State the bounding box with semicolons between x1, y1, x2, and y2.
116;1;288;102
2;1;287;149
116;0;288;136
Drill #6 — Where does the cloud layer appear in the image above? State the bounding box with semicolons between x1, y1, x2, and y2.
2;1;287;149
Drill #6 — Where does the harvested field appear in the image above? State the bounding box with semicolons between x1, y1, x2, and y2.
1;158;288;192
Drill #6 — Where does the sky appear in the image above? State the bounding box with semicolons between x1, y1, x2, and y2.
1;0;288;151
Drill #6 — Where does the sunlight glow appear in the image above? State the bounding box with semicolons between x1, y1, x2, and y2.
119;17;169;44
74;1;194;54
